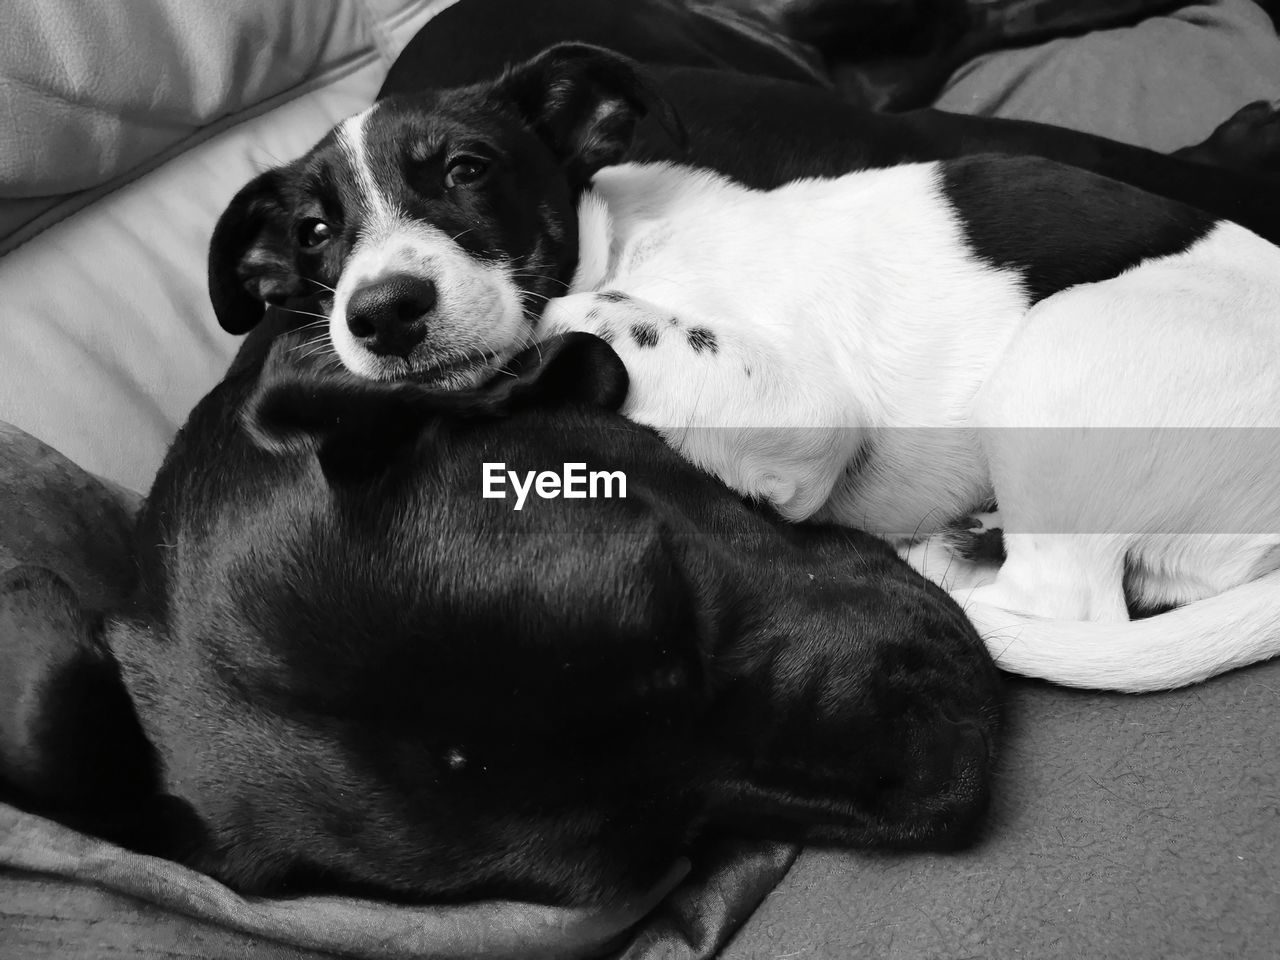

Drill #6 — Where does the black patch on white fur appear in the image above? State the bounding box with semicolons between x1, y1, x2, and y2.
631;323;659;347
599;290;630;303
686;327;717;354
943;526;1006;564
941;156;1216;304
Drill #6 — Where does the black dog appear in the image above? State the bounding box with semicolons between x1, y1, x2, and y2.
2;315;1000;906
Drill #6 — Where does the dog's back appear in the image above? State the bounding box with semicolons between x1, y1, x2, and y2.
547;150;1280;692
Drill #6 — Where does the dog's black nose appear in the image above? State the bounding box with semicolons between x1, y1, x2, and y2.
346;274;438;357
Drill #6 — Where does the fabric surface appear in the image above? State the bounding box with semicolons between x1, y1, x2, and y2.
0;0;444;245
0;807;693;960
936;0;1280;150
723;664;1280;959
0;799;801;960
0;422;137;611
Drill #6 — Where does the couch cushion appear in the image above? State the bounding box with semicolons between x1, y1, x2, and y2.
0;0;457;247
936;0;1280;151
0;0;455;493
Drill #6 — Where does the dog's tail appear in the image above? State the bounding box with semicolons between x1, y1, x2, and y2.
965;569;1280;692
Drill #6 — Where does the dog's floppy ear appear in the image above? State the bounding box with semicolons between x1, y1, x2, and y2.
248;332;629;481
494;42;686;184
491;330;630;412
208;169;304;335
684;527;1002;850
0;566;159;844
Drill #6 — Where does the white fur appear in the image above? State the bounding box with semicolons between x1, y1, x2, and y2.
336;110;396;224
541;160;1280;692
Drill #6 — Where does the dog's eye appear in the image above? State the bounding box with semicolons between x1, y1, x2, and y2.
445;156;490;189
297;219;333;249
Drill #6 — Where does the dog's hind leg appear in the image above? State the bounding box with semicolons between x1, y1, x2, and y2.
957;533;1130;623
960;424;1132;622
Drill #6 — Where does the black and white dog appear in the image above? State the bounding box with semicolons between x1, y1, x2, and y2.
209;44;1280;694
540;155;1280;694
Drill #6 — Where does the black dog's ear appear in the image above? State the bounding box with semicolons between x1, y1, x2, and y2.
686;526;1002;851
0;566;158;843
247;332;628;481
494;42;687;184
491;330;630;411
208;168;304;335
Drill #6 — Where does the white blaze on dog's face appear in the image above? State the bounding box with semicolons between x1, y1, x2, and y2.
328;108;526;384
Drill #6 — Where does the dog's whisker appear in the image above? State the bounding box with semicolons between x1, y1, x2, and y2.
508;272;571;289
278;305;332;322
287;334;328;356
300;277;339;295
288;318;332;333
295;346;335;364
293;339;341;363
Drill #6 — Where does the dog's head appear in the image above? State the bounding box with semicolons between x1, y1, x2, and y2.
4;329;1000;908
208;43;682;385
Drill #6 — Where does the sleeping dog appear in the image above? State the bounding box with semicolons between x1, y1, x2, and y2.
207;44;1279;694
539;158;1280;694
2;314;1000;905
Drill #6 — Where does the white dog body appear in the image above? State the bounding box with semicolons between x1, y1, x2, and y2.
541;160;1280;692
546;162;1030;533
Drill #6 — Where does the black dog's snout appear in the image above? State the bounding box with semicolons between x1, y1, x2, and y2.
346;274;438;357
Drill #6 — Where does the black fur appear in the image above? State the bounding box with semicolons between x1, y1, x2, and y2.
16;314;1001;907
630;322;660;348
0;568;162;849
686;327;718;355
941;156;1217;304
